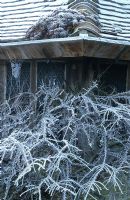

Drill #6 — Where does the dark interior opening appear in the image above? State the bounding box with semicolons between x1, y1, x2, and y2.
65;58;128;93
6;59;128;99
37;61;65;89
96;63;127;93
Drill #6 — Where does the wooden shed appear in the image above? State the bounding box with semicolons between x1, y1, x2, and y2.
0;0;130;101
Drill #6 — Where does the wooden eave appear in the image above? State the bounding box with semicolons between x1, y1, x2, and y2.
0;36;130;61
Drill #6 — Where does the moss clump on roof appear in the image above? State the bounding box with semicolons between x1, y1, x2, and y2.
25;8;86;40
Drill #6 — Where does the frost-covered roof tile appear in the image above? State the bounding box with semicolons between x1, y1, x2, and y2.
0;0;68;41
0;0;130;42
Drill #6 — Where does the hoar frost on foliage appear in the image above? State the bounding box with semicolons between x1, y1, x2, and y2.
1;83;130;199
25;8;86;40
11;60;22;79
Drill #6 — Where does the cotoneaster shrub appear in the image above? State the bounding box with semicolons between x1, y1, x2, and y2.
0;83;130;200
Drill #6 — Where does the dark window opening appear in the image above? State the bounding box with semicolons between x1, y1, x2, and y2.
95;63;127;94
37;62;65;89
65;58;128;94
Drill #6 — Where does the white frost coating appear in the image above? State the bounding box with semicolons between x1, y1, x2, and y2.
1;83;130;200
0;0;130;41
11;61;22;79
56;0;68;5
0;0;68;41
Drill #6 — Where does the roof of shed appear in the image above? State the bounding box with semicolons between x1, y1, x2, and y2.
0;0;130;42
0;0;68;41
98;0;130;41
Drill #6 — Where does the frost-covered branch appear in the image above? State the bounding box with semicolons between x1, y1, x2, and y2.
0;83;130;199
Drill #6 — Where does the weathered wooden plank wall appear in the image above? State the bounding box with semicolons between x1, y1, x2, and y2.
0;38;83;60
126;63;130;91
0;61;6;103
30;61;37;93
0;37;130;61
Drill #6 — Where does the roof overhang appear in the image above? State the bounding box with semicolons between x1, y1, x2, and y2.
0;36;130;61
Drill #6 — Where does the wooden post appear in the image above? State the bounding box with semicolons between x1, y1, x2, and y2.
0;61;6;103
29;61;37;129
64;64;67;89
126;62;130;91
30;61;37;93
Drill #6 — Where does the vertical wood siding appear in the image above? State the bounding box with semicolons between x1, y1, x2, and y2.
0;61;6;102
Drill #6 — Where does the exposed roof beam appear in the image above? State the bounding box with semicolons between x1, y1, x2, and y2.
0;36;130;61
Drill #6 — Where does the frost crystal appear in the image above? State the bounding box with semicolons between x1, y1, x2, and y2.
11;61;22;79
1;83;130;200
